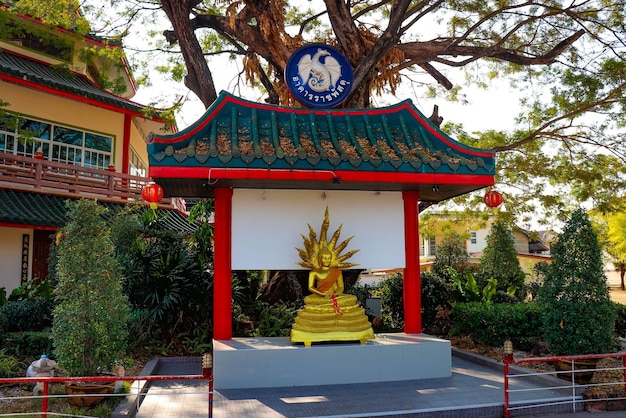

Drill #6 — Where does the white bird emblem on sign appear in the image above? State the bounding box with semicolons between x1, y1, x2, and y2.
297;48;342;93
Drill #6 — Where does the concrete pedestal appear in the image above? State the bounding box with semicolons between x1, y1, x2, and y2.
213;333;451;389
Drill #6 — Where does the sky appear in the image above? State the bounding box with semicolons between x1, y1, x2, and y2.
131;62;524;134
123;1;525;135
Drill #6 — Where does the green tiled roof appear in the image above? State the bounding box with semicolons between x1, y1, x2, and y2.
0;189;196;234
0;50;143;111
148;92;495;201
149;92;494;174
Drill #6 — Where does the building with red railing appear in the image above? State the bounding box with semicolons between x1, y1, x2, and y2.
0;6;190;293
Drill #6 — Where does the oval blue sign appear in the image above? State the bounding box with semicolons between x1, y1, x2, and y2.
285;43;354;108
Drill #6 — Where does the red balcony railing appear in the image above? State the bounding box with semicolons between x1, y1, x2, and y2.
0;152;183;210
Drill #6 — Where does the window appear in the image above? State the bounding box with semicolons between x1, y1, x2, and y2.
421;236;436;257
428;237;436;257
470;231;477;244
129;147;147;177
0;115;113;169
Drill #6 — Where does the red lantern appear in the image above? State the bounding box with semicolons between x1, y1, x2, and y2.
142;182;164;209
484;190;503;208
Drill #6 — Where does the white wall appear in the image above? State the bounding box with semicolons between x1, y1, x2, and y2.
0;227;32;293
231;189;406;270
466;229;489;254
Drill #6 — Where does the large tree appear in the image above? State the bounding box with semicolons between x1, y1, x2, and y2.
592;211;626;290
6;0;626;224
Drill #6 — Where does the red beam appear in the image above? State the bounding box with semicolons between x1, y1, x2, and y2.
149;166;494;186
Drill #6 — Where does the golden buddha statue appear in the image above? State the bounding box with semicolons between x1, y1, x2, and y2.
290;207;375;346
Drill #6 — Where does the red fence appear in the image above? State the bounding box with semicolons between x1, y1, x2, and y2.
504;352;626;417
0;372;213;418
0;152;184;210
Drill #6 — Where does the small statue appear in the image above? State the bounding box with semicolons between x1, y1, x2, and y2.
27;354;56;396
290;207;375;346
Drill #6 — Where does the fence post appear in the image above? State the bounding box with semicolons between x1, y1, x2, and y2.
623;356;626;393
503;359;510;418
203;353;213;418
42;380;49;418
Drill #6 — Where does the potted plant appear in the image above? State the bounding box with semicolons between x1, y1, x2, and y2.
537;208;616;384
52;199;129;406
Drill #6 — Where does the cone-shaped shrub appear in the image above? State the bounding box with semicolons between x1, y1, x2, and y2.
53;199;129;376
537;208;616;355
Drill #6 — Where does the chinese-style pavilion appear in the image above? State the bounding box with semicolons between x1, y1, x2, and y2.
148;91;495;343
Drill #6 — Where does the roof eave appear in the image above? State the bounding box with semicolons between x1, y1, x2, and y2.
150;166;494;202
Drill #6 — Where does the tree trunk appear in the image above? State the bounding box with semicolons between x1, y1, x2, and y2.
160;0;218;107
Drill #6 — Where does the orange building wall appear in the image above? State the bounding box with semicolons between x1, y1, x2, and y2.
0;80;148;171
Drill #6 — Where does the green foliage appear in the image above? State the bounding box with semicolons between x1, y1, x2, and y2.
450;302;542;351
537;208;617;355
431;232;469;278
254;301;300;337
420;272;453;332
125;309;158;352
614;303;626;338
479;221;526;298
373;273;404;329
119;217;213;338
235;300;301;338
3;331;53;358
8;279;53;302
0;300;53;332
594;211;626;290
0;349;24;378
5;0;91;34
52;199;129;376
447;267;513;304
188;198;215;269
179;327;213;354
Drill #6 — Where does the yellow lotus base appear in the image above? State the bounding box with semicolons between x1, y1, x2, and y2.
290;327;375;347
290;293;375;346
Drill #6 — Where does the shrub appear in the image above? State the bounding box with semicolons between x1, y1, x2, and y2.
421;272;452;331
53;199;129;376
479;220;526;298
119;223;212;336
613;302;626;338
451;302;541;351
0;300;53;332
431;232;469;278
537;208;616;355
235;300;301;337
373;273;404;329
8;278;53;302
3;331;53;358
0;348;24;378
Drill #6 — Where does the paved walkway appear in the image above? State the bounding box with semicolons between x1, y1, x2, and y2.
121;349;626;418
117;288;626;417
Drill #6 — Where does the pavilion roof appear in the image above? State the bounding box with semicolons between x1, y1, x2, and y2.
148;91;495;203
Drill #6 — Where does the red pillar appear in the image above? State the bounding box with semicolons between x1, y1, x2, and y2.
121;114;131;174
213;187;233;340
402;191;421;333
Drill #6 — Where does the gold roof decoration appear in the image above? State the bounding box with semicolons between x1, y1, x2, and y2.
296;207;359;270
